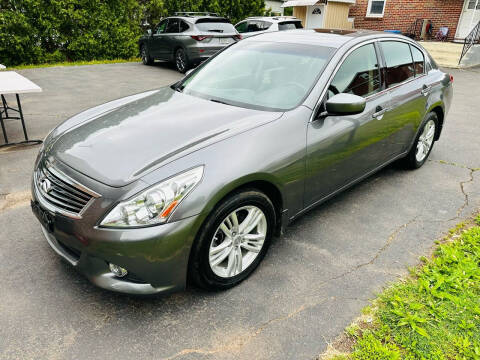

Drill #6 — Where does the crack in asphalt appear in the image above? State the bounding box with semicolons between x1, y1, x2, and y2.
161;299;327;360
429;159;479;220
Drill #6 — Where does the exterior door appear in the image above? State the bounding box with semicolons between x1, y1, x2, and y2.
456;0;480;39
306;5;324;29
305;43;392;206
151;19;169;59
163;18;181;60
379;41;428;155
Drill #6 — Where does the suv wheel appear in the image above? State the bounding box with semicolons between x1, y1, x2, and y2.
141;45;153;65
189;190;276;290
175;48;190;73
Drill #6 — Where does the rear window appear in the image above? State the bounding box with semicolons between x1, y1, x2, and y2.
278;21;303;30
196;21;236;33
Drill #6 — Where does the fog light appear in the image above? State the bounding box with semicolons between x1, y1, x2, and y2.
109;263;128;278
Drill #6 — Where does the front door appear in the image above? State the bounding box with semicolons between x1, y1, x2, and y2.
306;5;324;29
305;43;392;206
150;19;169;59
456;0;480;39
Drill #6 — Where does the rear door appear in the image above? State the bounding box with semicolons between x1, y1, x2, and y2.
163;18;181;60
378;40;428;155
305;42;393;206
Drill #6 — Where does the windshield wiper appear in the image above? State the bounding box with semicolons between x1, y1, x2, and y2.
210;98;232;106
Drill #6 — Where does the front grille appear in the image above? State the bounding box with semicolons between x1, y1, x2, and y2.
35;164;94;216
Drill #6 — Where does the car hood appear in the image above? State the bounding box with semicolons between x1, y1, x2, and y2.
47;87;282;187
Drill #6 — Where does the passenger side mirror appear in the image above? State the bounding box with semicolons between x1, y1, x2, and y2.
185;68;194;77
325;93;366;116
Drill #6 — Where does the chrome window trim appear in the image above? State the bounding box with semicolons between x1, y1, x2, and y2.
310;37;429;123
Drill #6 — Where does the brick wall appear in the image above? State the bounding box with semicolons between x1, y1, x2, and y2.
349;0;465;40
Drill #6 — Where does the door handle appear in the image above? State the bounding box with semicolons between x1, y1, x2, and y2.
372;106;388;120
421;85;432;96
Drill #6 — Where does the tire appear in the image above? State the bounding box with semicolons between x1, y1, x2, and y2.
175;48;190;73
189;190;276;291
400;112;438;169
141;45;153;65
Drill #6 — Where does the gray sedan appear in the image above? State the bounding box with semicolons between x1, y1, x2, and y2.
31;30;453;295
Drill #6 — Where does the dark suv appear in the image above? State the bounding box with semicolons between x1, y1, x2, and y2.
139;12;241;73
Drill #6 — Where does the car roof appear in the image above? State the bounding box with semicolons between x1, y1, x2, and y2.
243;16;302;23
243;29;410;48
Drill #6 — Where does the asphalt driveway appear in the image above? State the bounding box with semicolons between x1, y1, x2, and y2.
1;62;479;360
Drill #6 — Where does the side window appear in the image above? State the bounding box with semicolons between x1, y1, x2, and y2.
262;21;272;30
380;41;414;88
179;20;190;33
156;20;168;34
410;45;425;76
165;18;180;33
329;43;381;98
247;21;262;32
235;21;248;33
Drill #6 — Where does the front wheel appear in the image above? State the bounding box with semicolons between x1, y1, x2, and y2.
401;112;438;169
175;48;190;73
188;190;276;290
141;45;153;65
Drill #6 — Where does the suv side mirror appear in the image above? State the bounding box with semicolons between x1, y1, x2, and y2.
147;29;152;36
185;68;194;77
325;93;366;115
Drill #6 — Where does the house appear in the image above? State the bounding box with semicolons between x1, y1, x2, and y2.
349;0;480;41
265;0;286;15
282;0;355;29
282;0;480;41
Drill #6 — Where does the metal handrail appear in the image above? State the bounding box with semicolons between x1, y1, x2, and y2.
459;20;480;65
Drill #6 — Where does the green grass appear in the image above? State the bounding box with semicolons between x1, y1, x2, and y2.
1;58;141;70
324;214;480;360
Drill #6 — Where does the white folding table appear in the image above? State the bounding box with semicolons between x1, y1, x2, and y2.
0;71;43;147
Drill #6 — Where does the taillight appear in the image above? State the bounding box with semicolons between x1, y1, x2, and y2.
191;35;211;41
449;74;454;83
235;34;242;40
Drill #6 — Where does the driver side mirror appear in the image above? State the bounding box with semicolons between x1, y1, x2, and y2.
147;29;152;36
322;93;366;117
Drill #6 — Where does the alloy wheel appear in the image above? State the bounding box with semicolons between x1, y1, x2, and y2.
176;49;186;72
415;119;435;162
209;205;267;278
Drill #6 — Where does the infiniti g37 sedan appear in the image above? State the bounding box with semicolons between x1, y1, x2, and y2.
31;29;453;295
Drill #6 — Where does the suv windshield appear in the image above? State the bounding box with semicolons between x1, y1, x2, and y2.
180;41;334;111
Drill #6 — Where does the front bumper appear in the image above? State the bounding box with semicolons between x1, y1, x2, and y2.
32;179;201;295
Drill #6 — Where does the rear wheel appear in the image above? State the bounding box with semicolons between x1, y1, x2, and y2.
141;45;153;65
189;190;276;290
401;112;438;169
175;48;190;73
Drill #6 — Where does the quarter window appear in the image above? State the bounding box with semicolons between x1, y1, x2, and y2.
366;0;386;17
380;41;414;88
329;44;381;98
180;20;190;32
410;45;425;76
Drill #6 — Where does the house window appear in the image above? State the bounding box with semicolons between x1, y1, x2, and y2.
366;0;386;17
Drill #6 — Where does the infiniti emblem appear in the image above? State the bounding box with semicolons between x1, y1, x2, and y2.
40;177;52;193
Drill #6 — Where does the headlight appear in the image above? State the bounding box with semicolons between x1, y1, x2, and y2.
100;166;204;228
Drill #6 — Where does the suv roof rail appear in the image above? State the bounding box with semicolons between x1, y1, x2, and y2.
174;12;219;17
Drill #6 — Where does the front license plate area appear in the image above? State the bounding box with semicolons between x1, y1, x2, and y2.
31;200;55;233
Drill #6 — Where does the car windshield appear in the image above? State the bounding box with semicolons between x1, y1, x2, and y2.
180;41;334;111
